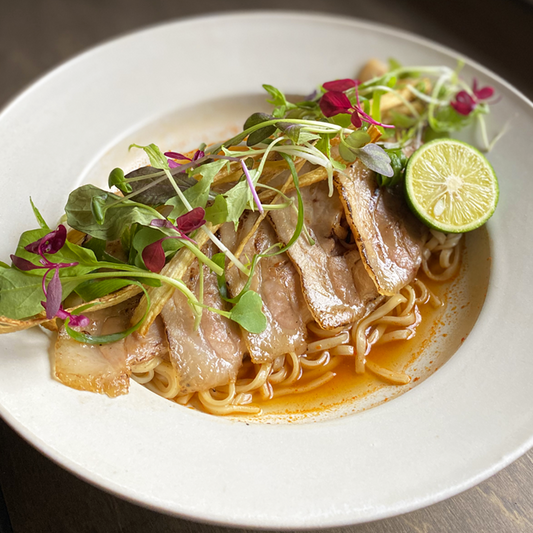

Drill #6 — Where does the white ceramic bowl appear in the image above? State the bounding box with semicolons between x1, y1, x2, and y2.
0;12;531;529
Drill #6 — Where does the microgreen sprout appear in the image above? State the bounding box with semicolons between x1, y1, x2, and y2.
142;208;206;272
319;79;395;129
10;225;89;326
450;79;495;116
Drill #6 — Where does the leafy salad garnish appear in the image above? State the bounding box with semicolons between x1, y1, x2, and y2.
0;59;498;341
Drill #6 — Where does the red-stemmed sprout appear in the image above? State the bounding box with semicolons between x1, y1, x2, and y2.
165;149;205;169
142;207;206;272
10;225;89;327
319;78;394;129
450;79;496;116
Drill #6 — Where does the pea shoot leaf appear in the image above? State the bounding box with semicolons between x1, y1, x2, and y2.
229;290;267;334
0;268;79;319
205;195;228;225
129;143;169;170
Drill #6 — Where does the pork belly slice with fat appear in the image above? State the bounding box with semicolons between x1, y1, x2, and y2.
219;214;309;363
54;299;168;397
334;160;427;296
161;244;245;394
268;180;380;330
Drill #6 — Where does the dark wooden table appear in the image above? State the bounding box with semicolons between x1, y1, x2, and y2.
1;1;533;531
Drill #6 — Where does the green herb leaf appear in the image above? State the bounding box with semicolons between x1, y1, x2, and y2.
165;161;224;219
376;148;408;187
205;195;228;225
211;252;229;300
262;85;289;107
108;167;133;194
0;268;79;319
355;143;393;177
229;290;267;334
129;143;169;170
29;198;49;230
390;110;418;128
345;131;371;149
66;184;157;241
338;142;358;162
74;278;134;301
224;180;253;229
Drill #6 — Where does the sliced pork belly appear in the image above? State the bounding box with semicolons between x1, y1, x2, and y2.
268;180;380;330
219;214;309;363
54;299;169;397
54;300;132;397
161;244;244;394
334;160;426;296
125;316;169;367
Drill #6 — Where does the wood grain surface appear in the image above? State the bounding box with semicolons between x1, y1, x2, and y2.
1;1;532;532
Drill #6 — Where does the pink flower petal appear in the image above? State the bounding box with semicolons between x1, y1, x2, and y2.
323;79;357;92
319;91;352;117
44;268;62;319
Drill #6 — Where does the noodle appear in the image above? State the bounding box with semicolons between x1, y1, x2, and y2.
136;229;462;415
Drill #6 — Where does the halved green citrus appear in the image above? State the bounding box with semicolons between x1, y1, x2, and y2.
405;139;499;233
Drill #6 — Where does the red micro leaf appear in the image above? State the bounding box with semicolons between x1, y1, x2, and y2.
319;91;352;117
322;79;357;92
350;111;363;128
142;239;166;273
474;86;494;100
451;91;476;115
176;207;206;234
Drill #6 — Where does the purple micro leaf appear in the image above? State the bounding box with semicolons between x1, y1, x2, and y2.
192;150;205;161
176;207;206;234
25;224;67;256
10;254;46;271
167;159;181;168
57;309;90;328
319;91;352;117
150;218;175;229
164;151;191;161
322;79;357;92
44;268;62;319
240;159;263;214
142;239;167;272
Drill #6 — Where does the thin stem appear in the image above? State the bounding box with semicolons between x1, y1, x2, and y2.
194;262;204;330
